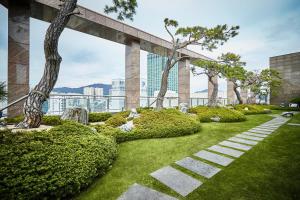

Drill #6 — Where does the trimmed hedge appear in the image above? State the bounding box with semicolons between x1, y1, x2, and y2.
189;106;246;122
89;112;112;122
0;122;117;200
5;115;63;126
97;109;201;143
234;104;271;115
106;115;127;127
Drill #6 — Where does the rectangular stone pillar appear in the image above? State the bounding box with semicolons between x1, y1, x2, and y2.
7;1;30;117
125;41;140;110
178;59;190;106
227;80;235;105
208;75;218;100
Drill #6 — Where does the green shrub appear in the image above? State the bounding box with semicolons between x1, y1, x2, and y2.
189;106;246;122
4;115;24;124
290;97;300;104
0;121;117;200
97;109;201;143
106;115;127;127
234;104;271;115
41;115;62;126
89;112;112;122
268;105;300;111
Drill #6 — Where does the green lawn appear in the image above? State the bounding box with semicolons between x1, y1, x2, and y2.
77;113;300;200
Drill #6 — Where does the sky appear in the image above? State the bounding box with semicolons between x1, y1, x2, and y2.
0;0;300;92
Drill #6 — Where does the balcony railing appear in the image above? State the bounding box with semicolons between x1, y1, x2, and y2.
41;94;227;115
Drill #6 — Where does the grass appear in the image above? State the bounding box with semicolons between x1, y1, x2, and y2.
78;113;298;200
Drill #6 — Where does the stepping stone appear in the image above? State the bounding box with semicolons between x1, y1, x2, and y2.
236;134;264;141
248;130;272;135
250;128;273;133
194;150;234;166
287;123;300;126
219;141;252;151
242;132;268;138
150;166;202;197
175;157;221;179
118;183;178;200
255;126;276;130
207;145;244;158
257;126;279;129
228;137;258;145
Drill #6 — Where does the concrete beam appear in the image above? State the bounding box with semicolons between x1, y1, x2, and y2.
7;1;30;117
227;80;235;105
125;41;140;110
178;59;190;106
30;0;210;61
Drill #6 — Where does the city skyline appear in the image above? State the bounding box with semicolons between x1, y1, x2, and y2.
0;0;299;93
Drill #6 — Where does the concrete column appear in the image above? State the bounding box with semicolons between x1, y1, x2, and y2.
7;1;30;117
208;75;218;100
227;80;235;105
178;58;190;106
125;40;140;110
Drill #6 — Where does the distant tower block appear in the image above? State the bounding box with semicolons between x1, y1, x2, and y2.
208;75;218;102
7;1;30;117
125;40;140;110
227;80;235;105
178;59;191;106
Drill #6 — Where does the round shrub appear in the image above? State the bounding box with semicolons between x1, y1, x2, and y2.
41;115;62;126
0;122;117;200
105;115;127;127
89;112;112;122
189;106;246;122
234;104;271;115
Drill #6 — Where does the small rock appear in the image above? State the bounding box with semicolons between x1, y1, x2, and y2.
128;108;140;119
211;116;221;122
119;120;134;132
244;107;249;111
281;112;294;117
61;107;88;125
179;103;189;113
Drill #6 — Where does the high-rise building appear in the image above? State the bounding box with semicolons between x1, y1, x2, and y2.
94;88;103;96
83;87;95;96
147;53;178;96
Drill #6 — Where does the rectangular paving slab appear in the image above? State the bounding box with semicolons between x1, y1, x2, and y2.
248;129;272;135
118;183;178;200
254;127;276;131
194;150;234;166
176;157;221;179
228;137;258;145
287;123;300;126
250;128;273;133
236;134;264;141
207;145;244;158
219;141;252;151
242;132;268;138
150;166;202;197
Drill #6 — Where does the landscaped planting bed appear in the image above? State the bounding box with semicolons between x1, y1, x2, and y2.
0;121;117;200
234;104;271;115
189;106;246;122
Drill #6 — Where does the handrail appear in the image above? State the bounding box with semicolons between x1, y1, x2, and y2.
0;95;28;112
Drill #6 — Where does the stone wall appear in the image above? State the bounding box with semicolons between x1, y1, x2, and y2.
270;52;300;105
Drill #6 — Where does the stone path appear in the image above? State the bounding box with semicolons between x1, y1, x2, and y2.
287;123;300;126
118;116;289;199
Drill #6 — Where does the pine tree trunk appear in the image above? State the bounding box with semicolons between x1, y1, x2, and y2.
208;76;218;107
17;0;78;128
233;85;243;104
156;62;171;110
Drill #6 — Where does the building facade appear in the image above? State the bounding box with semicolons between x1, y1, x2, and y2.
270;52;300;105
147;53;178;96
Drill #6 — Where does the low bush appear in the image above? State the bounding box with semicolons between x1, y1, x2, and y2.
5;115;62;126
97;109;201;143
89;112;112;122
290;97;300;104
234;104;271;115
189;106;246;122
105;115;127;127
268;105;300;111
0;122;117;200
41;115;62;126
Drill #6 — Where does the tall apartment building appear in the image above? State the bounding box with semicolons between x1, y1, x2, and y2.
270;52;300;104
147;53;178;96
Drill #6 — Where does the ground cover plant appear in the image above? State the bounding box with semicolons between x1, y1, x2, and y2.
189;106;246;122
95;109;201;143
234;104;271;115
77;113;296;200
5;115;63;126
89;112;112;122
0;121;117;200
